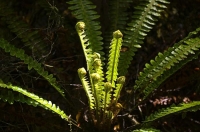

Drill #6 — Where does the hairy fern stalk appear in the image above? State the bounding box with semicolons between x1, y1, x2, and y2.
0;0;200;132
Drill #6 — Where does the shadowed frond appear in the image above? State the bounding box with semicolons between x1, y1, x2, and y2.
0;38;65;98
0;1;49;58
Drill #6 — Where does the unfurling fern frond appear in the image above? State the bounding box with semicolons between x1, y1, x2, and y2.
78;68;95;109
144;101;200;123
134;28;200;101
0;80;78;127
118;0;170;75
68;0;104;57
106;30;123;87
0;38;65;98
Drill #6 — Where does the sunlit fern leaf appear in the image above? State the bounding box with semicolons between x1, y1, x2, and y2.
68;0;104;58
144;101;200;123
133;128;161;132
0;80;78;127
118;0;169;76
0;38;65;98
0;1;49;58
106;30;123;87
133;28;200;101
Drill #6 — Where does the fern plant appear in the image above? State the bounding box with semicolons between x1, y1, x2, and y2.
68;0;200;131
0;0;200;132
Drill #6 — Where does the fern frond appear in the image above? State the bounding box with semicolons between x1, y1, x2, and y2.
0;1;49;57
0;80;78;127
105;0;131;46
78;68;95;109
134;28;200;101
0;38;65;98
68;0;104;57
106;30;123;87
145;101;200;122
118;0;170;75
133;128;161;132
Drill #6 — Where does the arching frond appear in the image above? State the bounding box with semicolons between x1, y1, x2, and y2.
0;80;78;127
0;38;65;98
134;27;200;101
144;101;200;122
118;0;170;75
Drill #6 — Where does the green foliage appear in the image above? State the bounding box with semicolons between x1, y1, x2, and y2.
0;38;65;97
0;1;49;57
118;0;170;75
0;0;200;131
145;101;200;123
68;0;104;57
134;28;200;101
0;79;78;127
69;0;200;131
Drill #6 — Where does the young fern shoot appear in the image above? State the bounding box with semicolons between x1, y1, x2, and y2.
76;22;126;126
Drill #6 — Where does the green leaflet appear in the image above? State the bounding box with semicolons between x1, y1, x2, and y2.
106;30;123;87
